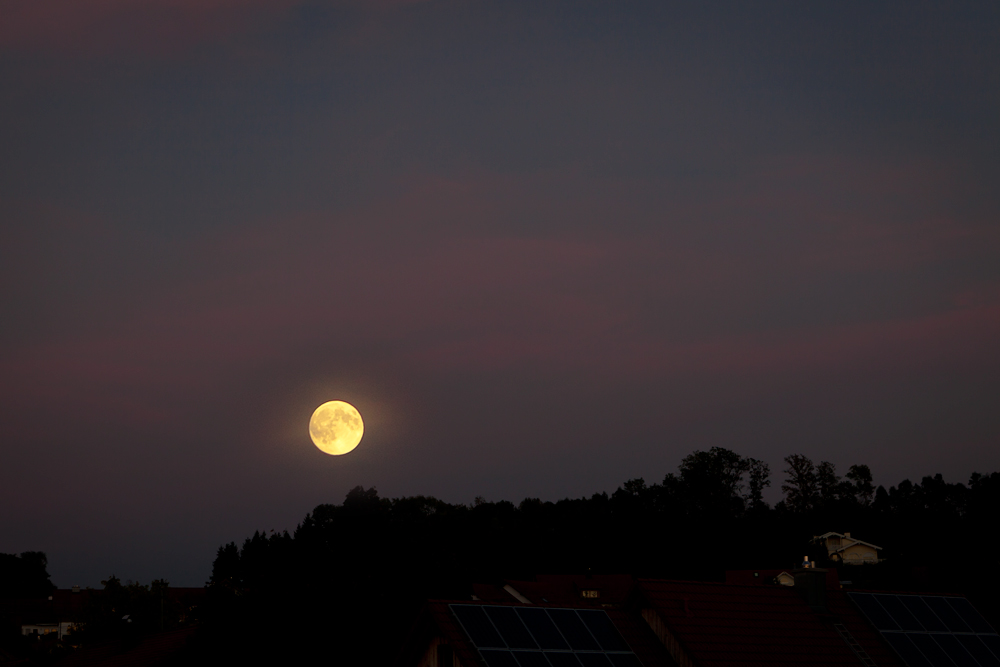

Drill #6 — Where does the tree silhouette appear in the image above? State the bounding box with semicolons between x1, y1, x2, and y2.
190;453;1000;666
781;454;819;513
0;551;55;598
844;464;875;507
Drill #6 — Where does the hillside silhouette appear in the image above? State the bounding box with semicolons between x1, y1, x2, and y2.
4;448;998;665
187;449;1000;665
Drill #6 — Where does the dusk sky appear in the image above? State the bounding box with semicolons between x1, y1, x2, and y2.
2;0;999;588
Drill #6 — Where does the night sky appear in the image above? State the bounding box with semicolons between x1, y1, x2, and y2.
2;0;999;587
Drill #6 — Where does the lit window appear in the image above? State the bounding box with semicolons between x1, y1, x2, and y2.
581;590;600;598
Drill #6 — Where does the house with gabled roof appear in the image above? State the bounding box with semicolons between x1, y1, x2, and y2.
395;597;676;667
636;572;905;667
397;570;999;667
813;532;883;564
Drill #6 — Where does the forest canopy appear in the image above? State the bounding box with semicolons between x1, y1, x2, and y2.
199;448;1000;666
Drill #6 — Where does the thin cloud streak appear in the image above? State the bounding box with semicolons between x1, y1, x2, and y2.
3;155;997;440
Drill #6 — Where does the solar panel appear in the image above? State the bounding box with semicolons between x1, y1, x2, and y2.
908;633;955;667
925;598;973;633
877;595;925;632
903;597;950;633
957;636;1000;667
849;593;1000;667
980;636;1000;660
454;605;506;648
934;634;980;667
578;610;631;652
513;651;553;667
576;653;615;667
608;655;645;667
518;607;571;650
883;633;934;667
549;609;601;651
449;605;642;667
546;653;583;667
481;650;521;667
852;593;901;631
486;606;539;649
948;599;997;635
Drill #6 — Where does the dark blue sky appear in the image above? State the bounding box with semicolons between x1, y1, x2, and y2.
2;0;999;587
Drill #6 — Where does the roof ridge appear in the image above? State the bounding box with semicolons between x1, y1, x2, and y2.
637;578;799;589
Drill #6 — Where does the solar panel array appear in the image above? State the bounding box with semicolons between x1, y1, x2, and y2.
849;592;1000;667
449;604;644;667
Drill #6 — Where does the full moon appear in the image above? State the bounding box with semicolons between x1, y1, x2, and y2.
309;401;364;456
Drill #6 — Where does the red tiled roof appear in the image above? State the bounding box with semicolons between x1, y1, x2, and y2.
472;583;522;604
533;574;635;605
637;579;905;667
408;598;676;667
724;569;840;589
471;575;635;607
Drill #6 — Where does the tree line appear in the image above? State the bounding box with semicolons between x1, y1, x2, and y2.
190;448;1000;666
5;449;997;665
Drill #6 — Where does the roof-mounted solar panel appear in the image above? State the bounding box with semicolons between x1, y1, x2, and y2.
849;593;999;667
546;653;583;667
454;605;507;648
881;633;933;667
907;633;954;666
513;650;554;667
486;606;539;649
902;597;950;633
576;653;615;667
607;654;645;667
933;633;980;667
957;636;1000;667
947;599;997;635
980;636;1000;660
449;604;643;667
925;597;973;634
480;649;520;667
548;609;601;651
578;610;631;652
852;593;901;631
517;607;571;651
876;595;925;632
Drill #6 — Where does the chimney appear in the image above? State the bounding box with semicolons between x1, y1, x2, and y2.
793;563;828;613
844;532;851;538
72;586;80;594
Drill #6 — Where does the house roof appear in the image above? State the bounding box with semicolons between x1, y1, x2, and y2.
637;579;906;667
815;532;846;540
399;598;676;667
471;575;636;607
514;574;635;605
814;533;883;551
472;583;523;604
830;540;882;554
724;569;839;588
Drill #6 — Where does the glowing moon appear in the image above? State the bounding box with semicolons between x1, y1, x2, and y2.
309;401;364;456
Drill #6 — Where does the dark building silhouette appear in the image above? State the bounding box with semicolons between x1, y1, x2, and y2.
397;569;998;667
